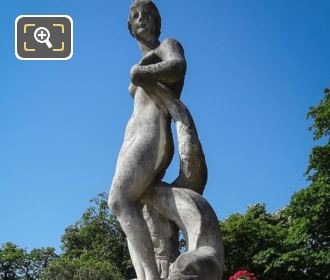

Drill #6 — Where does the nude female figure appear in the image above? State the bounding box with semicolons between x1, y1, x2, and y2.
108;2;186;279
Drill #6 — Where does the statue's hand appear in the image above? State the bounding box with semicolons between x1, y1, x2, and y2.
130;64;146;86
139;51;162;66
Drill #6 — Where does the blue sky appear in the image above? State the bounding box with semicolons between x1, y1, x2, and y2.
0;0;329;253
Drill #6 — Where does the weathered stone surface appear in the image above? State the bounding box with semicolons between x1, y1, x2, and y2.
108;1;224;279
141;183;224;280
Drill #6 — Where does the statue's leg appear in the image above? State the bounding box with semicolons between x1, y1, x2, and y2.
127;239;145;280
108;146;163;280
109;191;160;280
143;205;179;279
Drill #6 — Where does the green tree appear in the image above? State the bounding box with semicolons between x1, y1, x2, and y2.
0;243;24;280
306;88;330;184
220;204;287;279
20;248;57;280
221;89;330;279
280;88;330;278
0;243;56;280
41;193;134;280
41;257;123;280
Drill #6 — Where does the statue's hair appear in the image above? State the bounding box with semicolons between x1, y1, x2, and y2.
128;1;161;39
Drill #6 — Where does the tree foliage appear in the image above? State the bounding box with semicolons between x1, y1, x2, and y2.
40;257;123;280
220;204;288;279
282;88;330;278
221;89;330;279
41;193;134;280
306;88;330;183
0;243;24;280
0;243;57;280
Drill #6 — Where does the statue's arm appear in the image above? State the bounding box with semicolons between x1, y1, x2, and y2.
131;39;186;86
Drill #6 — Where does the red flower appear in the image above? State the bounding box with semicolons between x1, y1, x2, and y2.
229;270;257;280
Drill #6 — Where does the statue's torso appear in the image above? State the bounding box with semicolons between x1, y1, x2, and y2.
116;39;186;181
119;86;174;180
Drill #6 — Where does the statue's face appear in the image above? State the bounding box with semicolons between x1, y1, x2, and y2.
130;5;157;42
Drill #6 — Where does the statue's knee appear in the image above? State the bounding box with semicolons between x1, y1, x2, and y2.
108;189;133;218
108;193;122;216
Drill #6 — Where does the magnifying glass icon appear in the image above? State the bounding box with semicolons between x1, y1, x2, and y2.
34;27;53;49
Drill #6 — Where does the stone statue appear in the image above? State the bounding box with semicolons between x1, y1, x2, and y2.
108;1;224;279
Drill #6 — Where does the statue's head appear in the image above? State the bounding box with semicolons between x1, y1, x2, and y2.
128;0;161;41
